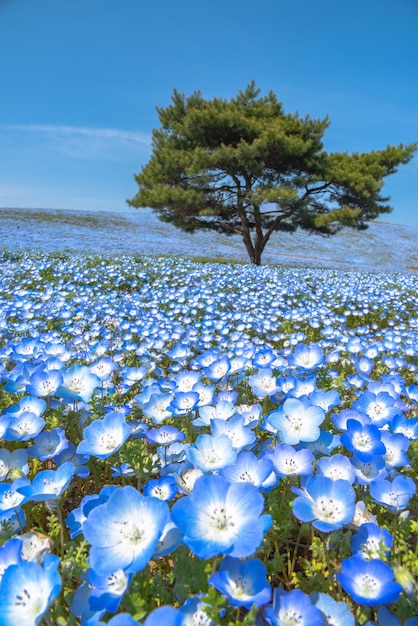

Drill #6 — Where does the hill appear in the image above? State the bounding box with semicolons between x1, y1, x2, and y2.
0;207;417;273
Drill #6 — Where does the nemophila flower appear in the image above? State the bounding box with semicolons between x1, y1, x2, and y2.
310;389;340;412
145;425;186;446
209;556;271;609
26;368;63;397
186;433;237;472
238;403;262;427
3;412;45;442
351;522;393;560
152;521;184;558
143;476;178;501
0;448;29;480
332;408;370;431
142;392;173;424
89;357;118;382
167;342;192;363
292;476;356;532
355;356;374;378
248;368;280;397
192;381;215;407
220;451;275;490
337;556;403;606
288;375;317;399
310;591;355;626
264;588;324;626
0;538;23;582
17;462;75;502
171;474;272;559
141;606;183;626
193;400;237;427
82;485;170;575
215;389;238;403
168;391;200;416
288;343;324;369
316;453;356;484
0;553;61;626
173;369;201;391
379;430;410;468
351;500;377;528
350;454;387;485
369;475;416;512
340;420;386;462
252;347;276;368
66;492;112;539
210;415;256;452
156;441;190;466
55;443;90;478
76;411;131;459
265;397;325;445
56;363;101;403
87;568;132;613
128;420;148;439
28;427;69;460
390;414;418;440
302;430;340;457
204;355;231;382
0;478;30;514
180;596;212;626
353;390;400;427
265;444;314;478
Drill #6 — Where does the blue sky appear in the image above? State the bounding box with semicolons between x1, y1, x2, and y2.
1;0;417;226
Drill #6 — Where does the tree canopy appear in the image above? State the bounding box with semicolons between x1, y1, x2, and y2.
128;82;416;265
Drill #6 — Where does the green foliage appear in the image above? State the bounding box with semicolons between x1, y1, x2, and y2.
128;81;416;264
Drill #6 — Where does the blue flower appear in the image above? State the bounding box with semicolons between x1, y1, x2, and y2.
311;591;355;625
340;419;386;462
0;538;23;582
265;444;314;478
264;588;324;626
316;453;356;484
56;364;101;403
77;411;131;459
369;475;416;512
145;425;186;446
0;553;61;626
17;462;75;502
292;475;356;532
266;398;325;445
209;556;271;609
26;368;63;397
88;568;132;612
28;427;69;460
220;451;275;489
288;343;324;369
143;476;178;501
337;556;403;606
0;447;28;481
142;392;173;424
210;415;256;452
171;474;271;559
82;485;169;575
350;522;393;560
186;434;237;472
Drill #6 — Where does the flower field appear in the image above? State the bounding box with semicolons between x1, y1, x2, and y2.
0;251;417;625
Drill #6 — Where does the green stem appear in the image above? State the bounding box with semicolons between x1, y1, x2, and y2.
288;523;303;580
56;501;66;558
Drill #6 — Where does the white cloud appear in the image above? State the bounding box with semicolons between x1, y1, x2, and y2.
0;123;152;161
2;123;151;144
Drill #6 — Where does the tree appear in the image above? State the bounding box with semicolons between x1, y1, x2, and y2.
128;82;416;265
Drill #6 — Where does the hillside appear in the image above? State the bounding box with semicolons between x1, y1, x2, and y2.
0;207;417;273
